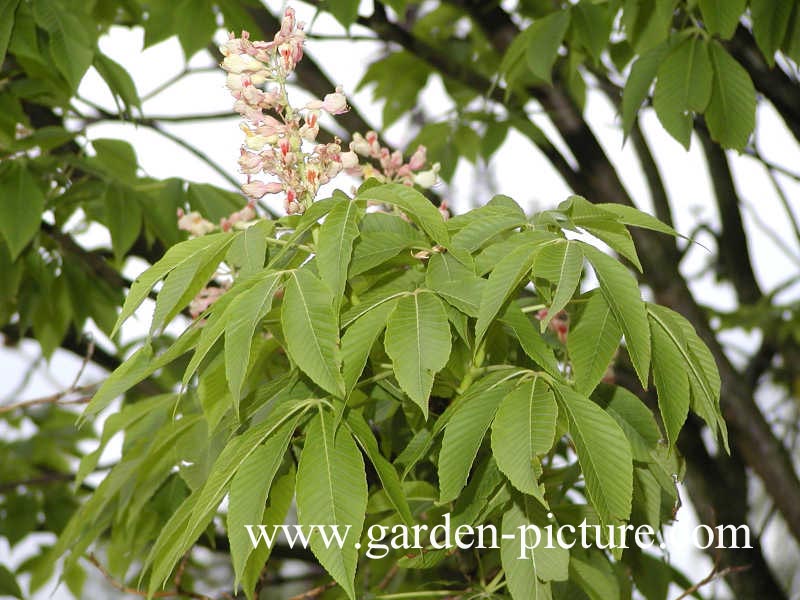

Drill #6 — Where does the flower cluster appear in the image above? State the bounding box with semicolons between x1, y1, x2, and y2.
220;8;439;215
176;201;257;237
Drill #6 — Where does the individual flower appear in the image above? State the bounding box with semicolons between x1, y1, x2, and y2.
177;209;216;237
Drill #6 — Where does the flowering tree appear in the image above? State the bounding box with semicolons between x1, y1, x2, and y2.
0;1;798;600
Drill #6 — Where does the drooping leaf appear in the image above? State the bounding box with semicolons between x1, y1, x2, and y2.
345;410;414;525
228;424;295;588
438;380;513;502
225;272;283;407
653;35;712;148
112;233;234;336
582;245;651;388
296;408;367;600
568;291;622;396
649;312;690;446
499;303;560;376
751;0;794;65
282;268;345;397
525;9;571;83
622;41;671;138
317;198;363;311
475;244;537;347
698;0;746;39
384;292;451;418
705;40;756;150
554;384;633;526
341;298;397;394
491;378;557;499
0;162;46;260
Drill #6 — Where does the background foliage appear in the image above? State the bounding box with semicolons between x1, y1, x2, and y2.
1;0;799;598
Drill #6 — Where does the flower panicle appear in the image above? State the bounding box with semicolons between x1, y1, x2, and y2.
219;7;439;216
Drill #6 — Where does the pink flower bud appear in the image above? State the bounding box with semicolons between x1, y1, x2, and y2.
340;151;359;169
242;180;282;198
408;145;427;170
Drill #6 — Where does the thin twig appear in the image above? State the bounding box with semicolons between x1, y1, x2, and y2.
673;564;750;600
87;554;212;599
287;581;337;600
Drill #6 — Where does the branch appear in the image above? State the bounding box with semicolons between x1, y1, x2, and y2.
0;384;96;415
697;124;762;304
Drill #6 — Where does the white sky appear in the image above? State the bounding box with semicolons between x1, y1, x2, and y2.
2;1;799;598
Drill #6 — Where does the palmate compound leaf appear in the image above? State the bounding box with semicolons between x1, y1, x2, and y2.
282;268;345;397
568;291;623;397
501;495;569;600
491;377;557;502
384;291;451;418
553;384;633;527
296;407;367;600
582;244;651;388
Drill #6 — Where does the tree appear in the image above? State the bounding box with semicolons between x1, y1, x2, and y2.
0;1;798;599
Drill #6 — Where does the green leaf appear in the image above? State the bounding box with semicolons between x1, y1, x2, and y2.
317;198;362;310
532;239;583;330
622;0;675;53
649;312;690;446
598;385;663;462
227;220;271;279
384;292;451;418
228;423;294;589
568;292;622;396
94;52;141;111
282;269;345;396
240;466;295;600
146;399;309;592
350;231;414;276
622;42;671;138
47;11;94;90
150;238;232;335
326;0;359;26
0;0;21;65
751;0;794;65
647;304;727;450
501;498;566;599
570;551;620;600
225;273;283;407
357;183;450;245
0;564;23;599
296;408;367;600
499;303;560;377
698;0;746;39
426;253;485;317
82;343;153;418
345;410;414;525
0;162;45;260
112;232;233;336
653;36;712;148
341;298;397;394
582;245;651;388
491;378;557;499
594;203;679;238
705;40;756;150
571;2;613;62
555;384;633;526
104;184;142;262
525;9;571;84
475;244;537;347
438;380;511;502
